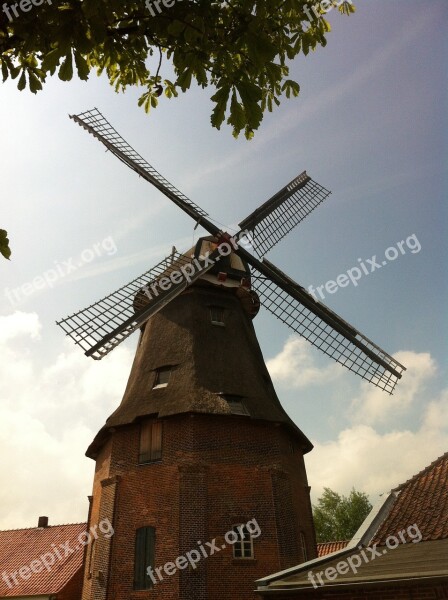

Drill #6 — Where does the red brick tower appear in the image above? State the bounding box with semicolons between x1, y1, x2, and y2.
81;240;317;600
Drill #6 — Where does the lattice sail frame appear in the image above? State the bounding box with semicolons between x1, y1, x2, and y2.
239;171;331;257
70;108;209;222
253;278;404;393
57;250;216;359
250;261;405;394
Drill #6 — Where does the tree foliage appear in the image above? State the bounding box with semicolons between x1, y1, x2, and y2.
313;487;372;543
0;0;355;257
0;229;11;259
1;0;354;140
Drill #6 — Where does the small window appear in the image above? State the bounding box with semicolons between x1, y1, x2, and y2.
221;394;250;416
210;306;225;326
139;421;162;463
134;526;155;590
153;366;171;389
300;532;308;561
232;524;254;559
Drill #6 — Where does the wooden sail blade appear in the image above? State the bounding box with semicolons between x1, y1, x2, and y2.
238;171;331;256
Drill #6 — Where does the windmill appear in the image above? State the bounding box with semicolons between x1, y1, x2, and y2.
62;109;409;600
57;108;405;394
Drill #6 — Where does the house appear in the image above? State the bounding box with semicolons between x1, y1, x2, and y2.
256;451;448;599
0;517;86;600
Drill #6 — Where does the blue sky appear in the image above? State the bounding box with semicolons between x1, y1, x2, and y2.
0;0;447;528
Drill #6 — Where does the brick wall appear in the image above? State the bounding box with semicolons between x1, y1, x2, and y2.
81;439;113;600
81;413;316;600
57;565;83;600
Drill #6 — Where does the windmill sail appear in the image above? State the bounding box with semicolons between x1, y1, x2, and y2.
70;108;211;225
239;172;331;257
57;249;219;359
248;258;405;394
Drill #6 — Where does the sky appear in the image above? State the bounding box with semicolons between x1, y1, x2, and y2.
0;0;447;529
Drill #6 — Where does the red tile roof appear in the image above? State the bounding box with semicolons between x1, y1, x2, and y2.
373;451;448;544
0;522;86;597
316;540;349;557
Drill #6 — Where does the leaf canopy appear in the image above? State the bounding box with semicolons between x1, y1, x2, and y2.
0;0;355;139
313;487;372;543
0;0;355;257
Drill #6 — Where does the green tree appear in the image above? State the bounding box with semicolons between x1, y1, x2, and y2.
1;0;354;139
313;487;372;543
1;0;355;258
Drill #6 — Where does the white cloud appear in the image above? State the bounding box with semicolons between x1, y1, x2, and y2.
349;351;436;425
423;389;448;430
267;336;341;388
307;405;448;504
266;336;447;504
0;311;41;343
305;351;447;504
0;312;133;529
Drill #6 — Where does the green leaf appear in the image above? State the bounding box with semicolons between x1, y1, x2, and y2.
227;91;246;138
339;1;356;15
236;80;262;106
246;32;277;67
245;128;255;141
177;68;192;92
0;229;11;260
210;85;230;130
1;60;8;83
41;49;62;74
74;52;90;80
163;79;178;99
302;34;311;56
282;79;300;99
28;71;43;94
236;80;263;131
17;71;26;91
58;52;73;81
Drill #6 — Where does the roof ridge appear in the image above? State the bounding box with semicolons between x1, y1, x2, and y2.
393;450;448;492
0;521;87;533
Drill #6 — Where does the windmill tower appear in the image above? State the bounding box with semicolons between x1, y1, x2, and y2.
59;110;406;600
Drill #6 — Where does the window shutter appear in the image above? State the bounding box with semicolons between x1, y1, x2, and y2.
134;528;147;590
151;421;162;461
144;527;156;588
139;421;163;463
134;526;156;590
139;422;152;463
